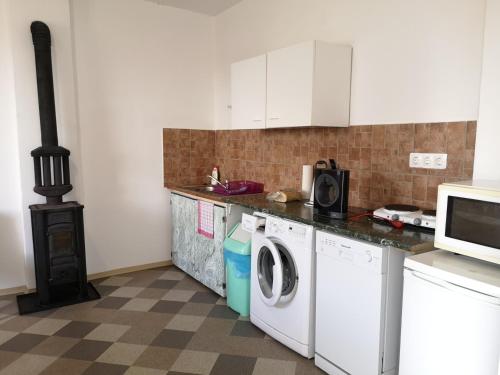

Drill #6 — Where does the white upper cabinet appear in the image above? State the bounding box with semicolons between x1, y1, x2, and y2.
266;41;352;128
230;54;267;129
229;41;352;129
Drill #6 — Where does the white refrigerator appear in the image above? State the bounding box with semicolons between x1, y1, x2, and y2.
399;250;500;375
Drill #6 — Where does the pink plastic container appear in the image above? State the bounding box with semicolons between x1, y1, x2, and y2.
213;180;264;196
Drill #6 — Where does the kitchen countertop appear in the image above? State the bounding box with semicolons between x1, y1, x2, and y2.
168;186;435;254
167;184;228;205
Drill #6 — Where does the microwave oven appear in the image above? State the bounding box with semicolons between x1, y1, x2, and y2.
435;180;500;265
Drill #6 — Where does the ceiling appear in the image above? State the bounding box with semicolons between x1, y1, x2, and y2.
145;0;244;16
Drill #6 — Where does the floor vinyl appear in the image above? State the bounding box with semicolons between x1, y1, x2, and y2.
0;266;324;374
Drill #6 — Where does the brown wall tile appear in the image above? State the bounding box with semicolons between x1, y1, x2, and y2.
428;124;446;152
446;122;467;154
164;121;477;210
372;126;385;147
466;121;477;149
163;129;216;186
414;123;429;152
412;175;427;202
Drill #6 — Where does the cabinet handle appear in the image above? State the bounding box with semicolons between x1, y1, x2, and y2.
253;119;262;122
269;117;280;120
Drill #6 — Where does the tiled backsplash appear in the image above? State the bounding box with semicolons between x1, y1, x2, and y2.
163;129;215;186
164;122;476;209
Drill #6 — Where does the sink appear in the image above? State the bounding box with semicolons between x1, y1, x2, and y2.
184;181;264;196
186;185;215;193
213;180;264;195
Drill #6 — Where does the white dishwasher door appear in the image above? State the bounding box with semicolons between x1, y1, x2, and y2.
315;231;388;375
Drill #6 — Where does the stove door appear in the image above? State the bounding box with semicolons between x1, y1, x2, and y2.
47;223;76;259
47;223;78;285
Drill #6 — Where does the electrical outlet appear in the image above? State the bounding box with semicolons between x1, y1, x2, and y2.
409;152;448;169
432;153;447;169
409;153;422;168
422;154;433;168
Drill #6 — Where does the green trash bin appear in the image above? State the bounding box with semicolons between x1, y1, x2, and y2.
223;223;252;317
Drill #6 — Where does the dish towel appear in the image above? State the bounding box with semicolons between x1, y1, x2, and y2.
197;200;214;239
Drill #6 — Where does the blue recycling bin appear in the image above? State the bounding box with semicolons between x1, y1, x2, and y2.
223;223;252;316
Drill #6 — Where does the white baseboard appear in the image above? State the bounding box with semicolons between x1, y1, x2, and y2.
0;285;29;297
87;260;173;281
0;260;173;297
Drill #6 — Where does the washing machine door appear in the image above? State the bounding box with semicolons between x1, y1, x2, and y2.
274;240;298;304
257;238;284;306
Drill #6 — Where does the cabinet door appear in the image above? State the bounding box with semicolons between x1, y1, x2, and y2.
171;194;227;297
266;41;314;128
192;205;226;296
171;194;196;272
230;54;266;129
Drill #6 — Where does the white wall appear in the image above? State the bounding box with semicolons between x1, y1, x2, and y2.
474;0;500;180
1;0;214;289
71;0;214;274
4;0;83;288
1;0;492;289
214;0;486;128
0;0;26;289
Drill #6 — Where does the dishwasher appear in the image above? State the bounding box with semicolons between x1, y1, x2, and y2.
315;230;406;375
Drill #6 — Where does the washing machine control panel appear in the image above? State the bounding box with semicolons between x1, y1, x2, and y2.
265;217;312;244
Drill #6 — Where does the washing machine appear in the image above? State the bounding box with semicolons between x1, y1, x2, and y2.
249;213;316;358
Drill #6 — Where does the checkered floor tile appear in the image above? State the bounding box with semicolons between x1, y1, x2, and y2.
0;266;324;374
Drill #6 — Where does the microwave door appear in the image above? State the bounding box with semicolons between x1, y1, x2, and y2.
446;197;500;250
435;185;500;264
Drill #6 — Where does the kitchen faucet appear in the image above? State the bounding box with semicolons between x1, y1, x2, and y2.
207;175;228;190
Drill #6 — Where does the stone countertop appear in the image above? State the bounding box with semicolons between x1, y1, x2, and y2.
168;186;435;254
167;185;228;205
222;194;434;254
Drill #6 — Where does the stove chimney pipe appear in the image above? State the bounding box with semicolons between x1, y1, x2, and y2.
30;21;72;204
31;21;58;147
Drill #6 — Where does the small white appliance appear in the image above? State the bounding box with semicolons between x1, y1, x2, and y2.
373;204;436;229
435;180;500;264
304;179;315;207
315;230;406;375
399;250;500;375
249;213;316;358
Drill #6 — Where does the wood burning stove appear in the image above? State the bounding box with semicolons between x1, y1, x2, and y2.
16;21;100;315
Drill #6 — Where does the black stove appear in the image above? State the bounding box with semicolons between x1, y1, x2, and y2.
16;21;100;315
